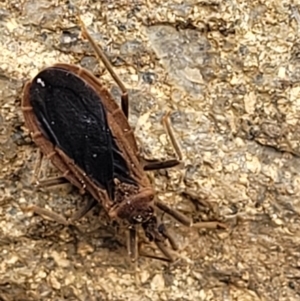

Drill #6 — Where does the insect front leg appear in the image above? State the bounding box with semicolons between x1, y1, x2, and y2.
138;241;176;262
155;199;226;231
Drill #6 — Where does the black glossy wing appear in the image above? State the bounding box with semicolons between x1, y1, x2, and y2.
28;66;134;197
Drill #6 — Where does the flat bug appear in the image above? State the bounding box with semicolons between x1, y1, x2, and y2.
21;17;225;261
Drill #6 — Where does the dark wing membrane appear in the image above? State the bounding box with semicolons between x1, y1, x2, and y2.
111;139;137;185
28;67;134;196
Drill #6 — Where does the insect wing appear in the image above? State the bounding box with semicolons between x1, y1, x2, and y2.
28;67;114;192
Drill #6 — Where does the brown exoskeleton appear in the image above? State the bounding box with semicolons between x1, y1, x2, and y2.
21;16;225;262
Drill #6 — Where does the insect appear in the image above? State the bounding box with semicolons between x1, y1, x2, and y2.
21;17;225;261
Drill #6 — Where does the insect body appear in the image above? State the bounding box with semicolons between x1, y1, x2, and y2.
22;19;224;262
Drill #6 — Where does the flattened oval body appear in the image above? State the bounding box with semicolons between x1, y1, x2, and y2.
27;66;135;197
22;61;179;261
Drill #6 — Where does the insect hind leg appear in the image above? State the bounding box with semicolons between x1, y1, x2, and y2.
31;149;43;185
78;16;129;118
22;205;70;226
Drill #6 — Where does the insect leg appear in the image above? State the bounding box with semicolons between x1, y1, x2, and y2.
70;198;98;221
193;221;226;229
23;199;98;226
157;222;178;251
37;176;69;188
155;200;192;227
154;241;176;262
181;191;227;229
138;241;174;262
31;151;73;188
140;111;183;171
129;226;175;262
161;111;183;161
31;149;43;185
22;205;70;226
127;226;138;262
33;150;98;221
78;16;129;118
156;200;226;228
141;157;180;171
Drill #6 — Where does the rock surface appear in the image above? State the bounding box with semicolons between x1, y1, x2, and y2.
0;0;300;300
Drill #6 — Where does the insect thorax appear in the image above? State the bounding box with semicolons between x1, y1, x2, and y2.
109;180;155;225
